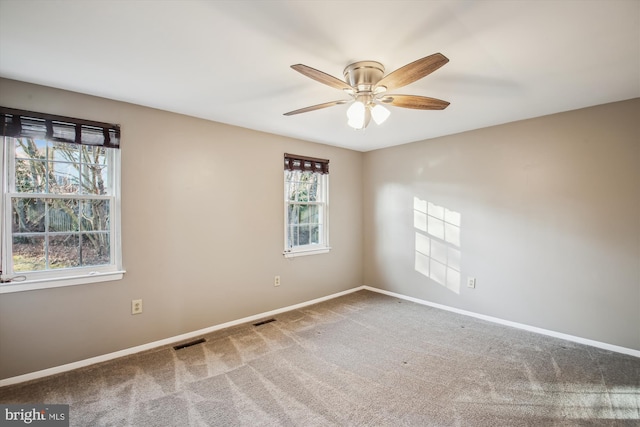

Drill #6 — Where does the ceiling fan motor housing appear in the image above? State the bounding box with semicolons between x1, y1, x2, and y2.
343;61;385;92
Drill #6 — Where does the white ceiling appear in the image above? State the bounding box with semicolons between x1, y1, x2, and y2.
1;0;638;152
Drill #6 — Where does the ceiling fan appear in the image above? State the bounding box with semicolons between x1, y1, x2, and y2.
284;53;450;130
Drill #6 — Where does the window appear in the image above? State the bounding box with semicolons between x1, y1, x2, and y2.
0;107;123;293
284;153;330;257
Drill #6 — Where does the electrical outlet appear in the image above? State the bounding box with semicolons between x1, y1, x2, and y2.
274;276;280;287
467;277;476;289
132;299;143;315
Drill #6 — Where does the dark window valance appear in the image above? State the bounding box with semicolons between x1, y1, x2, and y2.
0;106;120;149
284;153;329;174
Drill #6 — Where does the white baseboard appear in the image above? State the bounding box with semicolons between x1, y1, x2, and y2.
0;286;365;388
363;285;640;358
2;284;637;387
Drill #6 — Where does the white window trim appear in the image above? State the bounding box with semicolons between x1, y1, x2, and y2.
283;247;331;258
0;138;124;293
0;271;125;294
283;170;330;257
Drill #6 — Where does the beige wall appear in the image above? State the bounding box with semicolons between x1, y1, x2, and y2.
0;78;364;380
363;98;640;351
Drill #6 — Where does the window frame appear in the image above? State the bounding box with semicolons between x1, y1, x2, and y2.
283;155;330;258
0;109;124;294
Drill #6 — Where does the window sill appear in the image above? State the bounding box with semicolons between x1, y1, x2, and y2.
283;247;331;258
0;270;125;294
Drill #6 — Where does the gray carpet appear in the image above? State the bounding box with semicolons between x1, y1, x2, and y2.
1;290;639;426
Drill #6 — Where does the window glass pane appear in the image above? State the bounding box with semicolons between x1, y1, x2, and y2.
12;235;45;272
12;198;45;232
298;204;308;223
295;204;319;226
15;138;46;160
287;204;298;225
51;141;79;162
81;200;110;231
81;233;110;266
287;180;298;202
288;225;298;247
81;164;109;195
82;145;107;165
308;175;318;202
49;234;80;269
49;199;79;232
310;225;319;244
297;183;309;202
50;161;80;194
15;159;46;193
298;225;310;245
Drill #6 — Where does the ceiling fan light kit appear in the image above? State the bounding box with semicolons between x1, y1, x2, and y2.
284;53;450;130
371;103;391;125
346;99;368;129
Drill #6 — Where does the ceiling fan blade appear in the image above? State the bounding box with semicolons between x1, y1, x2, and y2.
284;100;349;116
291;64;353;91
376;53;449;92
379;95;450;110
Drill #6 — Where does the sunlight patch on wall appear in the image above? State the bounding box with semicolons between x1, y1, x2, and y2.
414;197;461;293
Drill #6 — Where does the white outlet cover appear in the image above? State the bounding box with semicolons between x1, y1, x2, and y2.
132;299;143;314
